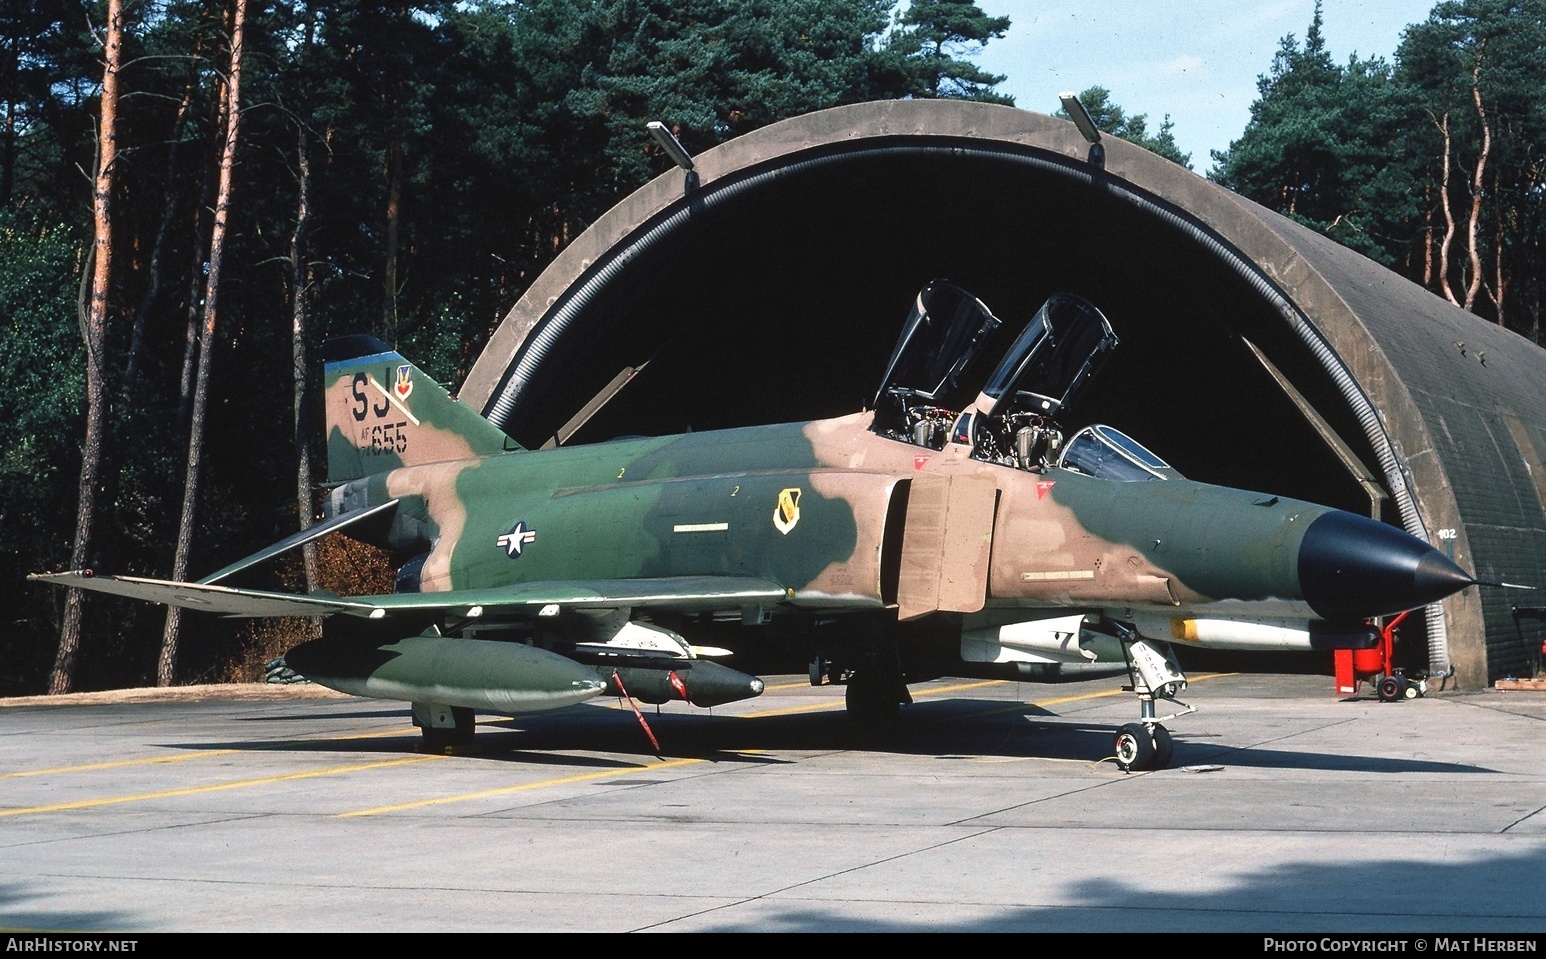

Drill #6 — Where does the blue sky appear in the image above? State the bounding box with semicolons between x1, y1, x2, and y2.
973;0;1438;172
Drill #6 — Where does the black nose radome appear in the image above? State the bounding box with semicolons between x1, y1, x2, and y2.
1298;511;1475;620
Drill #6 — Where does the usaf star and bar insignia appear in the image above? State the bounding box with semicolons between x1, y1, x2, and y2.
497;520;537;558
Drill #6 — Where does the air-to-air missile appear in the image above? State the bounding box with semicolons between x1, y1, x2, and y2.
32;281;1479;769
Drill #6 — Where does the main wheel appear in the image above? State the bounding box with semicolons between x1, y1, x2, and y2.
1114;722;1156;772
845;668;902;732
1150;724;1175;769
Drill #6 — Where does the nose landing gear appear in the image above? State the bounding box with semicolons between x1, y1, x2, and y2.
1113;632;1194;772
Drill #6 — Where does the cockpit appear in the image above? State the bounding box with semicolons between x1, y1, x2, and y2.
872;282;1170;480
1057;423;1174;481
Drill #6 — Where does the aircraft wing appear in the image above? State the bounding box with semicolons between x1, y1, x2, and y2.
28;571;789;619
364;577;790;615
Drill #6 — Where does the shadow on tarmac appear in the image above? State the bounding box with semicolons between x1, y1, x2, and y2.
154;692;1497;775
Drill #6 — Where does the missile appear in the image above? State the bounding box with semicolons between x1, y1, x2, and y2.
1128;614;1380;651
604;660;766;708
284;634;607;713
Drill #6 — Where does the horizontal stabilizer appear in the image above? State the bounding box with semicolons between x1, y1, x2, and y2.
29;571;788;620
198;499;400;585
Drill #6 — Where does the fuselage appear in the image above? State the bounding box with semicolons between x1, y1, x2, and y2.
326;410;1439;626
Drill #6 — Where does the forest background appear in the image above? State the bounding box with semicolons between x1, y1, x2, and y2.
2;0;1541;695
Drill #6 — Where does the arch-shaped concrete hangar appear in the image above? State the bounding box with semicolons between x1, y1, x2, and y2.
458;100;1546;689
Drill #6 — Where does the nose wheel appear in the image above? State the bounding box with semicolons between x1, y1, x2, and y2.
1114;722;1173;772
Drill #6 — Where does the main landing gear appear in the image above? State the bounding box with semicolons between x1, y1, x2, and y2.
1112;631;1195;772
844;661;912;732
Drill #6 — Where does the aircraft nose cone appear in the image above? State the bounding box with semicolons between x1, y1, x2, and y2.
1298;511;1476;619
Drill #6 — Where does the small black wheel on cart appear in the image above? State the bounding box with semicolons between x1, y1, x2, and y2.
1377;675;1403;702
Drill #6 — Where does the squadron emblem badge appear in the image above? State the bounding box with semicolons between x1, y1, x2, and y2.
773;487;801;535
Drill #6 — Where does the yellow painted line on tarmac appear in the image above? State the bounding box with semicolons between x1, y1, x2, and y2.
918;679;1012;697
0;724;427;780
963;671;1238;719
763;679;815;692
0;749;244;779
736;698;848;719
960;684;1128;720
337;756;705;817
0;755;440;818
740;677;1007;719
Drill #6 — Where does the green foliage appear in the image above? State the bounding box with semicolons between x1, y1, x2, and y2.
1397;0;1546;330
891;0;1012;103
1055;86;1193;169
1209;3;1398;240
0;213;82;692
0;0;1015;692
1213;0;1546;334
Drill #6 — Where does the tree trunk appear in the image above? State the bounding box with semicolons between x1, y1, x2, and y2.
160;0;248;686
178;155;216;438
1433;110;1460;307
382;130;402;338
1422;180;1433;288
51;0;126;694
290;126;320;601
123;54;202;398
1462;52;1490;313
1484;160;1506;327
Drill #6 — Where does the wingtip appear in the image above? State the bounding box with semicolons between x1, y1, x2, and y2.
27;569;92;583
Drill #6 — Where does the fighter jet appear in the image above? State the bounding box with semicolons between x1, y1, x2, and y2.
31;282;1478;769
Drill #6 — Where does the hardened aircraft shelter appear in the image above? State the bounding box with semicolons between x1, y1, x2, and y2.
458;99;1546;690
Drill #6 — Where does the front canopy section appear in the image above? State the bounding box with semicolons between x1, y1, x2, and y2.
1057;424;1177;482
872;284;1119;472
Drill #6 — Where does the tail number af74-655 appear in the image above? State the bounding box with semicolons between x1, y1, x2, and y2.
350;370;411;456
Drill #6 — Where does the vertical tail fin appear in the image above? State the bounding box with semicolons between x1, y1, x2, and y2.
322;335;521;484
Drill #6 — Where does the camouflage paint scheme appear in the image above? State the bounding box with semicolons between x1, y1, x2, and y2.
321;348;1327;625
